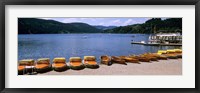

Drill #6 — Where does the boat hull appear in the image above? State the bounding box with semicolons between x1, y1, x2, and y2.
101;56;112;66
111;56;127;65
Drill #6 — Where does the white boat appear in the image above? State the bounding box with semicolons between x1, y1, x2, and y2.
148;33;182;45
131;32;182;46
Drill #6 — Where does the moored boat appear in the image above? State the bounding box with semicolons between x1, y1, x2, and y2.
174;49;182;53
162;54;178;59
157;50;167;54
132;32;182;46
18;59;35;75
166;49;176;54
35;58;52;73
142;53;159;61
130;55;151;62
111;56;127;65
69;57;85;70
100;55;112;66
173;49;182;58
18;65;25;75
149;53;168;60
119;56;140;64
52;57;68;72
84;56;99;69
163;49;182;59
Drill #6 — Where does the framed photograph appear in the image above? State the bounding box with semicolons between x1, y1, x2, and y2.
0;0;199;92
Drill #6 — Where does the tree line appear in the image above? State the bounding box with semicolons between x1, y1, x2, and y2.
18;18;102;34
18;18;182;34
103;18;182;34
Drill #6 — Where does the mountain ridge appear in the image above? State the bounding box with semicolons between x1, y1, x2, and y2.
103;18;182;34
18;18;103;34
94;25;117;30
18;18;182;34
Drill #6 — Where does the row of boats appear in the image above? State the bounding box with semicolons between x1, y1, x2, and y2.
18;56;99;75
101;49;182;65
18;49;182;75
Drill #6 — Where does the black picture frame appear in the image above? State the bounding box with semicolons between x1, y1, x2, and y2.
0;0;199;93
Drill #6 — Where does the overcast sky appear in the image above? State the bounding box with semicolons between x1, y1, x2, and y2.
39;17;167;26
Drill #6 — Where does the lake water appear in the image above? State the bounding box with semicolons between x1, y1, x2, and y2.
18;34;181;63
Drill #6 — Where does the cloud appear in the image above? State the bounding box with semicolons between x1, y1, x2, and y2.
80;18;96;21
143;18;151;20
90;18;96;21
39;18;53;20
112;19;121;24
38;18;149;26
61;18;97;23
61;18;81;23
123;19;134;26
99;22;105;25
101;19;122;26
122;18;149;26
97;18;105;20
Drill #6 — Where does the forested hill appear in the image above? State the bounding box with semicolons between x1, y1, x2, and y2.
18;18;102;34
103;18;182;34
18;18;182;34
94;25;117;30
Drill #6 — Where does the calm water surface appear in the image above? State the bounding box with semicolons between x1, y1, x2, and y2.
18;34;181;63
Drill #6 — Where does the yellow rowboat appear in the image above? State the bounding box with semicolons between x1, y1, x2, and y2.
157;50;167;54
173;49;182;58
148;53;168;60
84;56;99;69
119;56;140;64
69;57;85;70
141;53;158;61
166;49;176;54
130;55;151;62
162;54;178;59
174;49;182;53
166;49;182;58
111;56;127;65
18;59;35;75
52;57;68;72
143;53;168;60
100;55;112;66
35;58;52;73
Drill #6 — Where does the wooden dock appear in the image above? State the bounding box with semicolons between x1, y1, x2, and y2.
131;42;182;46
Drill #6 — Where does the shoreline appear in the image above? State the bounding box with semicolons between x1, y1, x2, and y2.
18;33;149;35
36;59;182;75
